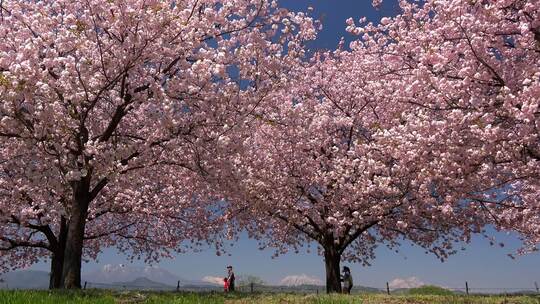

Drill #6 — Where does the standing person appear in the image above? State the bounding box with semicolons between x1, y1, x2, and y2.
341;266;353;294
226;265;235;292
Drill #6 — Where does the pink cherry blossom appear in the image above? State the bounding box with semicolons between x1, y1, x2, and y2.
0;0;315;289
216;0;540;293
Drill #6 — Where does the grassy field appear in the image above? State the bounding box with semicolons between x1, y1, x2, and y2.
0;290;539;304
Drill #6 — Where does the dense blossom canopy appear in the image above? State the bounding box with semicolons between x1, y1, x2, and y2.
0;0;315;287
344;0;540;252
0;0;538;293
218;0;540;292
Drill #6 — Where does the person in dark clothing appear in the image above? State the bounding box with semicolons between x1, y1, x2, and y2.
340;266;353;294
226;265;235;292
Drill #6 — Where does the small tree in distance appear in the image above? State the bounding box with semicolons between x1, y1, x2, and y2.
237;274;266;288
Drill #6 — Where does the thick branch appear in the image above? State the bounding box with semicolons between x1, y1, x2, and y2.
0;236;50;251
83;222;136;240
98;84;149;143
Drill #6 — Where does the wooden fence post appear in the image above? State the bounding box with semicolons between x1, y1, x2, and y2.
386;282;390;295
465;281;469;295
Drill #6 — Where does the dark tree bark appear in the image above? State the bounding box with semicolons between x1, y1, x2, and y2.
323;245;342;294
49;217;67;289
49;252;64;289
61;182;90;289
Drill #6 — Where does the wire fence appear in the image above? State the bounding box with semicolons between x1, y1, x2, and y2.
381;281;540;296
83;281;225;292
79;280;540;296
1;279;539;296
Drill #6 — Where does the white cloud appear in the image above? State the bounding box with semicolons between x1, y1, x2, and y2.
279;274;323;286
202;276;225;285
388;276;425;289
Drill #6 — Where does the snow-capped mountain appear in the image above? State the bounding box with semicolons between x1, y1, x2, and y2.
83;264;183;285
279;274;323;286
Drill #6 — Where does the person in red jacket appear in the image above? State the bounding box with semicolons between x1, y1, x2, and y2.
223;277;229;292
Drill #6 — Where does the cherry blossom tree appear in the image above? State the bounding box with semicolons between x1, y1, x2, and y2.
222;54;488;293
220;0;540;293
0;0;315;288
344;0;540;251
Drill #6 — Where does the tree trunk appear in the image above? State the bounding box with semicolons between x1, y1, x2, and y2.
49;252;64;289
50;217;68;289
323;246;342;294
61;187;90;289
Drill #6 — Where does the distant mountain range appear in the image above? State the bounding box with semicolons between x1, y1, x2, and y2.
0;268;383;293
83;264;186;286
0;265;217;290
0;268;381;293
16;266;529;295
103;277;174;290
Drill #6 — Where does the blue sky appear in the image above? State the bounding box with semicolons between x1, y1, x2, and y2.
26;0;540;291
282;0;400;49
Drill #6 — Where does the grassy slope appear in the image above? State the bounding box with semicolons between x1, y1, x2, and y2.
0;290;538;304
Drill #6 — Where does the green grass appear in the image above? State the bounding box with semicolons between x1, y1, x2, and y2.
0;290;115;304
0;290;538;304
